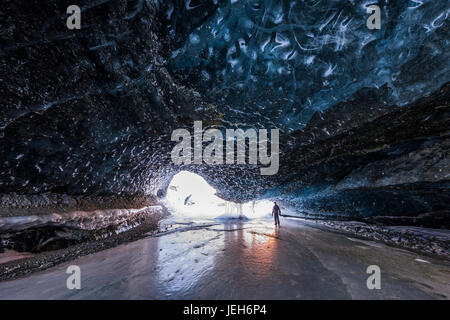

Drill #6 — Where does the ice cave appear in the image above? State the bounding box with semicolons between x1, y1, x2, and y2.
0;0;449;300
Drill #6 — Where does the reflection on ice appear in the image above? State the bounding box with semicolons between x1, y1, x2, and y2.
154;219;280;298
156;226;224;297
158;171;282;297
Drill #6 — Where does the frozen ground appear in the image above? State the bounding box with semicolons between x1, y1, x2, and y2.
0;217;448;299
0;249;34;265
310;219;449;257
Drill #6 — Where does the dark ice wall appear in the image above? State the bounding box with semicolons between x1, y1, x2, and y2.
0;0;449;225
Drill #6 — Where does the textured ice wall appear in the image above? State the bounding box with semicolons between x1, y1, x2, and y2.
168;0;450;131
0;0;448;224
0;206;165;233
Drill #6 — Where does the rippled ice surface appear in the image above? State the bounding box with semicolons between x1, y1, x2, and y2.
167;0;450;130
2;216;449;299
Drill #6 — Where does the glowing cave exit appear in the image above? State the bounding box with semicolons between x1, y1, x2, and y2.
164;171;273;219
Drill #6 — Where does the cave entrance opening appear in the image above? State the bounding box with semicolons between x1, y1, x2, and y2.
164;171;273;220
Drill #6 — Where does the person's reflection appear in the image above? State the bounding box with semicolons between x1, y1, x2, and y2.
273;226;280;238
219;220;279;282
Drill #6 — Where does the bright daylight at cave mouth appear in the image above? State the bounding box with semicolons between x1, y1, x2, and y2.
165;171;274;220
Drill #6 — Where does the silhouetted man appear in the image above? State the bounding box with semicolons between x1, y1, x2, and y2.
272;202;281;227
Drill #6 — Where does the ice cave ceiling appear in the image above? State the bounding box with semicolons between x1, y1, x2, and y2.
0;0;449;222
166;0;450;131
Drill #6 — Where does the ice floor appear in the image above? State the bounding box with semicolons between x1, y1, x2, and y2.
0;216;449;300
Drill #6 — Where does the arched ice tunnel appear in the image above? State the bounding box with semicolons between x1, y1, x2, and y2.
0;0;449;299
